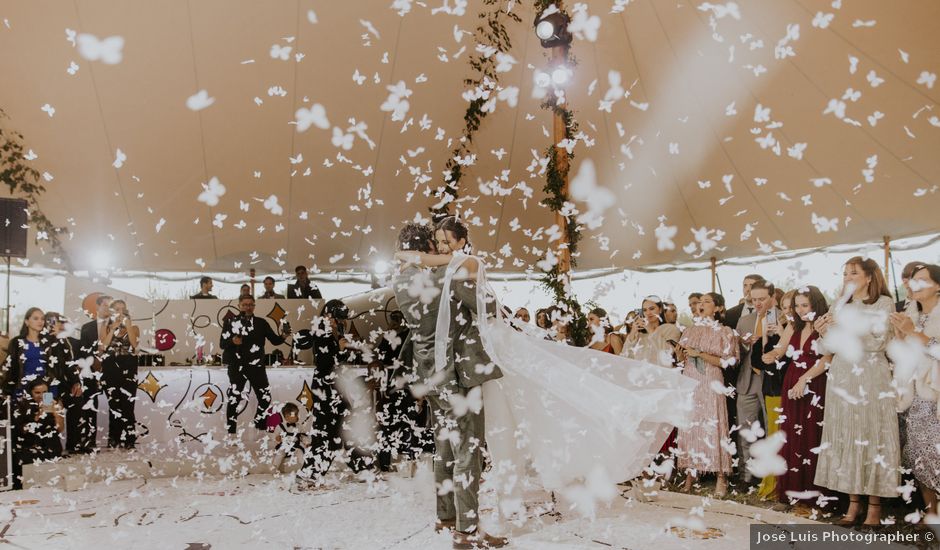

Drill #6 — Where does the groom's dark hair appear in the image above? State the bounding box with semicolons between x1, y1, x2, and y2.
397;222;434;253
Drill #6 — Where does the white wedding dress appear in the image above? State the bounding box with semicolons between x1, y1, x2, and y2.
433;254;698;519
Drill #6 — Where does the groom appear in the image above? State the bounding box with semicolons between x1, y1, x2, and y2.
392;222;506;550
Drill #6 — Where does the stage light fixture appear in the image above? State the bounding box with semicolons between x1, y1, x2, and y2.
536;20;555;41
534;11;571;48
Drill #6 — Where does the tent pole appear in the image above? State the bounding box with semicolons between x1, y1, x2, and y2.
710;257;717;293
552;38;571;277
883;236;891;279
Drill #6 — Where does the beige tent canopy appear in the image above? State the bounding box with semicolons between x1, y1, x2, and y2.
0;0;937;275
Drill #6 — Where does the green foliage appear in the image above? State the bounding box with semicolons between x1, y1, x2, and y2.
534;3;587;346
0;108;70;268
431;0;521;217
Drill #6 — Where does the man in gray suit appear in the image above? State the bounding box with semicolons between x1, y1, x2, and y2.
734;279;777;486
391;223;506;549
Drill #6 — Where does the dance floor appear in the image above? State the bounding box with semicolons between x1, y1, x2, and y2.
0;451;853;550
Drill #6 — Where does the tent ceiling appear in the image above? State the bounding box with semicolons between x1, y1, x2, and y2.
0;0;937;274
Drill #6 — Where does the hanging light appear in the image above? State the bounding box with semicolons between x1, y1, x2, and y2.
534;11;571;48
536;20;555;41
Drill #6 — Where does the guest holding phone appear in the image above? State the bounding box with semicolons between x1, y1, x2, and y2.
621;296;681;367
12;379;64;489
99;300;140;449
674;292;739;496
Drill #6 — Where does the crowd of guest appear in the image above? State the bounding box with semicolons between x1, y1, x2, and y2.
513;258;939;526
1;255;937;531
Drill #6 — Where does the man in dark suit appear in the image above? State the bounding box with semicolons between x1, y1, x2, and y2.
286;265;322;300
46;312;90;455
76;295;112;453
374;310;421;471
220;295;288;434
723;274;764;330
190;276;218;299
299;299;375;483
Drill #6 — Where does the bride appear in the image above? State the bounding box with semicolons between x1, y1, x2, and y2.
398;217;697;521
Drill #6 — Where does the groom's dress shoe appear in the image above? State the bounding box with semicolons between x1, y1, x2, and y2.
435;519;456;532
452;531;509;549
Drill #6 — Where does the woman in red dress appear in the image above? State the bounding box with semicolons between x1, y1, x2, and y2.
770;285;830;513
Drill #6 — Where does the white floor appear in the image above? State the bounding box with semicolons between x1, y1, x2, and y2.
0;456;829;550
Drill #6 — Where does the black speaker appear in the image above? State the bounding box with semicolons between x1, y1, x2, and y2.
0;198;27;258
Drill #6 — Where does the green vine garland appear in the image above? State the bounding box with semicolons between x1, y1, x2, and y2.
0;109;70;269
533;1;587;346
431;0;521;217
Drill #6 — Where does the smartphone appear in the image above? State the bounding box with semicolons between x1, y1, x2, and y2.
42;392;54;406
766;308;777;327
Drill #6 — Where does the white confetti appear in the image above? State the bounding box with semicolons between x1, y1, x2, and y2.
186;90;215;111
76;33;124;64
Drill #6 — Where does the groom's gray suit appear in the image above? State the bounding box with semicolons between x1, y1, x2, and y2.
393;263;502;534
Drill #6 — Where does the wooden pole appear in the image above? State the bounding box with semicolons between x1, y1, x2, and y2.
883;236;891;280
710;257;717;293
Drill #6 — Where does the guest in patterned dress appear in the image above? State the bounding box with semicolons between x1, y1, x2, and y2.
774;286;830;512
675;292;739;497
805;257;899;527
889;264;940;518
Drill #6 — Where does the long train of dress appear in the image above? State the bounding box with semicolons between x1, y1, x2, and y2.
434;254;698;518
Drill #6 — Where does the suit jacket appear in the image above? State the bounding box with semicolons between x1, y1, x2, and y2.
46;336;82;389
447;276;503;389
286;281;322;300
749;329;784;397
392;266;455;395
220;314;285;368
79;319;103;359
724;302;755;331
190;292;218;300
735;311;763;396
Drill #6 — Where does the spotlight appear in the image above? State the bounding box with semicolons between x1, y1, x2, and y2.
374;260;389;276
534;11;571;48
91;249;111;271
536;20;555;41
